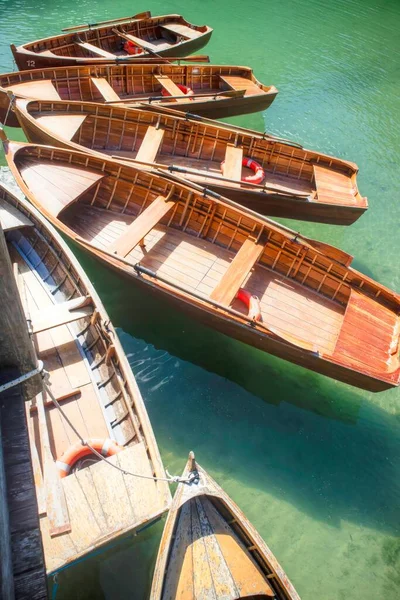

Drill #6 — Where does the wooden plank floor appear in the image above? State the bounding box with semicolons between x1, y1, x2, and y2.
10;244;109;459
67;205;344;354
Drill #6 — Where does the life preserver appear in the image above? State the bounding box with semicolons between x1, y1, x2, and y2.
161;84;195;100
221;157;265;185
124;40;143;55
56;438;123;478
236;288;261;321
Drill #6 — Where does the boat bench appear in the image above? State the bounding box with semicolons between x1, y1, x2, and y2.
210;233;267;306
313;164;356;205
0;199;34;232
31;296;93;334
332;289;400;373
223;145;243;181
108;194;175;257
75;40;116;59
154;74;188;102
135;125;165;164
219;75;261;96
160;23;202;39
6;79;61;101
90;77;120;102
117;32;159;52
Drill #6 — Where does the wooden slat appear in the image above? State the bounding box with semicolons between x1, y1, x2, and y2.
154;74;186;101
31;296;93;333
135;125;165;163
90;77;120;102
109;195;175;257
119;32;158;51
223;145;243;181
0;199;33;232
35;114;87;141
74;41;116;59
210;234;267;306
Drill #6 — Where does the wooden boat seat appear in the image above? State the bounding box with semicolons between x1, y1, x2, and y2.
31;295;93;334
117;32;159;52
332;289;400;373
313;164;356;205
108;195;175;257
210;233;267;306
35;114;87;141
136;125;165;163
19;159;104;218
90;77;120;102
219;75;261;96
223;145;243;181
5;79;61;101
74;41;116;59
0;199;34;231
160;23;202;39
153;74;187;102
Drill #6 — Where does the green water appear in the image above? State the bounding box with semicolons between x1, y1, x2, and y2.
1;0;400;598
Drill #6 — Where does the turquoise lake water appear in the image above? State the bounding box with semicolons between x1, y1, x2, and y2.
0;0;400;598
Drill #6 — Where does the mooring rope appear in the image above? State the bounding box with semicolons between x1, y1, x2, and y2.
42;370;194;484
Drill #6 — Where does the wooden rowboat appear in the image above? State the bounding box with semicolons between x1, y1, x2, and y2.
0;63;277;127
13;98;365;225
150;452;300;600
10;13;213;71
0;180;171;575
2;138;400;392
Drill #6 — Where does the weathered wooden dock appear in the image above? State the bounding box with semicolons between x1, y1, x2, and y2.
0;182;47;599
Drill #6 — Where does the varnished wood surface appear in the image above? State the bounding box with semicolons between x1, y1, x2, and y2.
150;454;301;600
0;182;171;574
4;141;400;391
14;99;367;224
0;63;277;127
11;14;213;71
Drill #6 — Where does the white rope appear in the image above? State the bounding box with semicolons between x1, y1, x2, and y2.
42;370;194;484
0;360;44;393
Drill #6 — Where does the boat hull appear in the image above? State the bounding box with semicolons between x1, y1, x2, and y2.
73;244;396;392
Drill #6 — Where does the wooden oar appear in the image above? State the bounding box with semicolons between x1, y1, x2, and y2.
106;88;243;105
62;11;151;32
115;54;210;65
110;154;310;197
136;103;304;148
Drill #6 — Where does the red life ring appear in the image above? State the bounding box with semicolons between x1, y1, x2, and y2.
124;40;143;55
161;83;195;100
56;438;123;478
236;288;261;321
221;157;265;185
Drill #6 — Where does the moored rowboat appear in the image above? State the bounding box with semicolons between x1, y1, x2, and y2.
150;452;301;599
11;13;213;71
2;138;400;392
0;63;277;127
0;180;171;574
14;98;366;225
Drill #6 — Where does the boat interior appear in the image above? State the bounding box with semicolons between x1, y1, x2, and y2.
163;493;280;598
22;16;210;59
0;186;170;571
11;145;400;385
23;100;363;207
3;65;269;108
